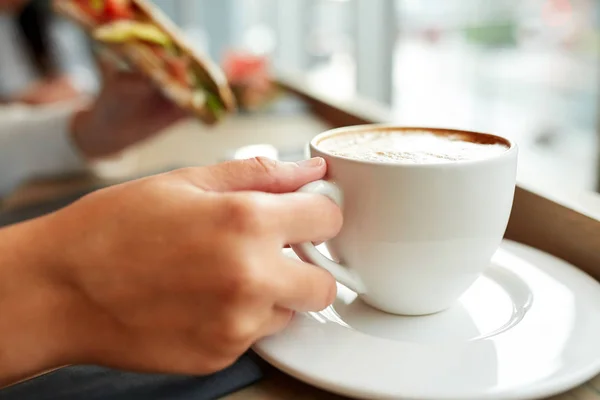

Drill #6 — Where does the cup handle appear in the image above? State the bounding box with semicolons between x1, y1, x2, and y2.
290;180;366;294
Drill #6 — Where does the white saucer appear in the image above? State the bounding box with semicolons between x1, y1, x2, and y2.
253;240;600;400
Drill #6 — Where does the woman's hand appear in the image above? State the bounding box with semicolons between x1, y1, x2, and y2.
71;58;188;158
15;75;82;105
0;157;341;385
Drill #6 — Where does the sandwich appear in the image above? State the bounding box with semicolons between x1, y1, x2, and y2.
53;0;236;124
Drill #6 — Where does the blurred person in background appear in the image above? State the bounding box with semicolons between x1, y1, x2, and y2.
0;0;97;104
0;0;188;197
0;50;188;197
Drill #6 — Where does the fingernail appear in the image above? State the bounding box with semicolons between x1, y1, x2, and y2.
296;157;324;168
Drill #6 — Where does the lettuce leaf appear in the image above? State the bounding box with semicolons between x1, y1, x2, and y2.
94;21;171;47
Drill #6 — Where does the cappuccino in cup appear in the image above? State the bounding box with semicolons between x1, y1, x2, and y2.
291;125;517;316
316;129;509;164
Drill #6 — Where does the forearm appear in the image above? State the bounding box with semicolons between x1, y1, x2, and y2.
0;218;73;387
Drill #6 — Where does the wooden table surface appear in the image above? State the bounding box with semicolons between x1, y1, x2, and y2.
222;366;346;400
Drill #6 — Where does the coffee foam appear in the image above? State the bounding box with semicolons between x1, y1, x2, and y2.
317;130;509;164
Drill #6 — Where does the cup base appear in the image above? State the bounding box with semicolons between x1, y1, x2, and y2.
360;295;455;317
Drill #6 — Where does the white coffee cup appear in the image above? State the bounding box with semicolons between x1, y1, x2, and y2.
291;125;518;316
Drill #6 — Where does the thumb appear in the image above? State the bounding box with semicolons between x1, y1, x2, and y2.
95;49;119;80
94;48;131;81
186;157;327;193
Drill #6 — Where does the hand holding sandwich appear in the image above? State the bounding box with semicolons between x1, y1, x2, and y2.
51;0;237;158
54;0;236;124
15;75;82;105
71;56;188;158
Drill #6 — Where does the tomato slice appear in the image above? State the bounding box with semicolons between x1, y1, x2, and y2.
75;0;133;22
165;56;191;87
147;46;190;86
75;0;103;22
150;46;167;59
104;0;134;20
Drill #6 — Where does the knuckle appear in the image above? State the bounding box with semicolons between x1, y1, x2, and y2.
220;269;250;302
220;257;266;302
249;156;278;175
171;167;200;184
247;156;283;187
220;195;267;235
219;315;260;348
173;166;195;177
